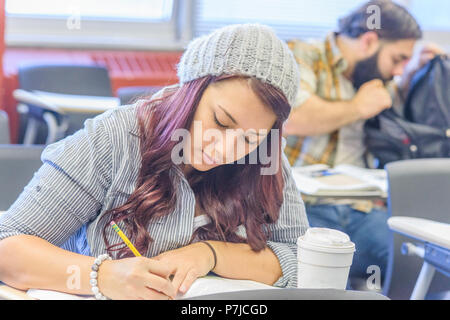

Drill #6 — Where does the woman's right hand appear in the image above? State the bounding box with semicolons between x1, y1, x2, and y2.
96;256;176;300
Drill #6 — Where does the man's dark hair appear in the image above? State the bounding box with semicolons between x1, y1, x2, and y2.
338;0;422;41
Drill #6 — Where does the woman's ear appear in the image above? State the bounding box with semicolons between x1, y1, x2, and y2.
359;31;380;57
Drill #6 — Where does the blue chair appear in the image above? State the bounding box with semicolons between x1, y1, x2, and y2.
388;216;450;300
385;158;450;299
14;64;114;145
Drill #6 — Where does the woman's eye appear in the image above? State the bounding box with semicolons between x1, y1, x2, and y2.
214;113;228;128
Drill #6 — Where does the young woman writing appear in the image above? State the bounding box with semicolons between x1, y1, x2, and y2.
0;24;309;300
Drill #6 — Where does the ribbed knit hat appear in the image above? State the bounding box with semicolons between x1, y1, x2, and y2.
177;24;300;108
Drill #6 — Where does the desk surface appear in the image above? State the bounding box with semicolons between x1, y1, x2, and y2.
14;89;120;114
292;165;388;200
0;283;35;300
302;194;387;201
388;217;450;250
0;283;389;300
33;91;120;114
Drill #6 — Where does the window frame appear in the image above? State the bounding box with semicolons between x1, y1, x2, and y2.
4;0;450;52
192;0;450;52
5;0;193;50
192;0;365;41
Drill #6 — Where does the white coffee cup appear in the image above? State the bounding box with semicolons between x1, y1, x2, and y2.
297;227;356;290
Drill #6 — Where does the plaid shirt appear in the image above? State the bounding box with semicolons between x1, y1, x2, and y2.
285;33;368;168
284;33;399;212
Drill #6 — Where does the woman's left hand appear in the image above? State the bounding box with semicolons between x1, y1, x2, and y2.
152;242;216;295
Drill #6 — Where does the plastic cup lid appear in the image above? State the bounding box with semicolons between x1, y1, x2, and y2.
297;228;356;253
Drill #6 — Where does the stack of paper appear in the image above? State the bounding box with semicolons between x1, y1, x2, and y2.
292;164;388;198
179;276;277;299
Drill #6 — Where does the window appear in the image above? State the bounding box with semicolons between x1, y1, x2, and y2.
193;0;450;52
6;0;450;51
409;0;450;31
5;0;193;50
407;0;450;51
6;0;173;21
193;0;366;41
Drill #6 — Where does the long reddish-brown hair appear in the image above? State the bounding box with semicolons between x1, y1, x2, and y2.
101;74;291;258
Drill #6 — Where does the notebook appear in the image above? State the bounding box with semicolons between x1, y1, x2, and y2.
26;276;277;300
292;164;388;198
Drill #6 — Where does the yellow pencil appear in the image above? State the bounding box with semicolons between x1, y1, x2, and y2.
110;221;142;257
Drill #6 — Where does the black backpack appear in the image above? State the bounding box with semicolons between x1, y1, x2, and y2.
364;55;450;168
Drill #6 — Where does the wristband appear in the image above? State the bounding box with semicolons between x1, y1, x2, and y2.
90;253;112;300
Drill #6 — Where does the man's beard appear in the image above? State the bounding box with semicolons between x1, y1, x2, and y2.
351;50;392;90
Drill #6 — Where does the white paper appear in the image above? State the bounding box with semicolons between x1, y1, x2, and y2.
26;276;276;300
292;164;388;197
178;276;278;299
26;289;93;300
333;164;388;193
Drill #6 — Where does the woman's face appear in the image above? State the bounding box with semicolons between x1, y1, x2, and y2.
186;78;277;172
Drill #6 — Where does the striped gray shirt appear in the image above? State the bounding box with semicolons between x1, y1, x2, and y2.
0;101;309;288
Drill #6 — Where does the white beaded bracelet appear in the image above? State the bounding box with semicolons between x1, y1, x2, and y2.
90;253;112;300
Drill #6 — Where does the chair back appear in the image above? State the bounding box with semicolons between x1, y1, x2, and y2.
18;64;113;96
17;64;114;144
186;288;389;300
0;111;9;144
385;158;450;299
0;145;45;211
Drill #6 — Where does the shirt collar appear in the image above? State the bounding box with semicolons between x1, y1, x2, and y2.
326;32;349;74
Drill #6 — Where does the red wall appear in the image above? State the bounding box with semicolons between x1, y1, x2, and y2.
0;0;5;111
2;48;182;143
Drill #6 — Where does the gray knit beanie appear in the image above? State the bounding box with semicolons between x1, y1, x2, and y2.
177;24;300;108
